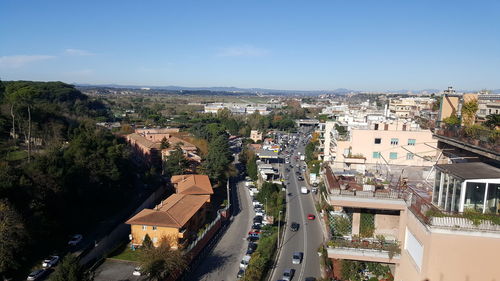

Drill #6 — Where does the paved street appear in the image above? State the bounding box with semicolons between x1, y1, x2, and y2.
270;132;324;281
186;144;254;281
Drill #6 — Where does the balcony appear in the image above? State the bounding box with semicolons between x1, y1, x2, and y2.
407;191;500;233
329;188;408;210
434;126;500;161
327;237;401;263
343;154;366;164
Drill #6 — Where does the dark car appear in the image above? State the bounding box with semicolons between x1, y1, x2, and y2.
295;171;301;176
305;278;316;281
237;269;245;278
253;216;263;223
297;176;304;181
248;242;258;251
290;222;300;232
247;236;259;242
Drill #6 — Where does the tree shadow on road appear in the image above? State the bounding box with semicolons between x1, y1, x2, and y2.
183;252;234;281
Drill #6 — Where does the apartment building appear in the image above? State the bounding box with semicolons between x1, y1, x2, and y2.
323;162;500;281
325;121;437;172
126;174;213;249
388;97;434;118
477;93;500;120
125;127;200;168
204;102;275;115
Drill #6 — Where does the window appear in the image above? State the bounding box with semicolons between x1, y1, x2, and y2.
390;138;399;145
406;153;414;160
374;124;379;130
373;152;381;159
142;225;147;230
153;237;158;243
408;139;416;146
389;152;398;159
152;226;158;231
374;138;381;144
405;228;423;270
384;124;389;130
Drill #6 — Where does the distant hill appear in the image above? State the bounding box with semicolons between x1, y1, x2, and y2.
75;83;500;96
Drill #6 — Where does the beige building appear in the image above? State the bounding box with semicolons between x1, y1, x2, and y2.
326;121;437;171
250;130;263;143
324;162;500;281
389;97;434;118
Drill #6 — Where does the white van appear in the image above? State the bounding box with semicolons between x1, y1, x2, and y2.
301;187;308;194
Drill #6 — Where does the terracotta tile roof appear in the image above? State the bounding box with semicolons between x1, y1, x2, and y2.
171;174;213;195
126;133;160;149
126;194;209;228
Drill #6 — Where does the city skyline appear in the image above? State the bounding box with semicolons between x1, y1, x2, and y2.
1;0;500;91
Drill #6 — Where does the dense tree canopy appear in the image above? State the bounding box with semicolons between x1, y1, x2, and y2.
0;81;134;279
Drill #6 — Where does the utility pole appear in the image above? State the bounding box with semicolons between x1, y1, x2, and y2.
277;210;283;249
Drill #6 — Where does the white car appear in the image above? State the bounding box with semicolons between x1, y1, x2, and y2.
133;267;142;276
42;255;60;268
68;234;83;246
255;211;265;217
292;252;303;264
301;187;309;194
239;255;251;269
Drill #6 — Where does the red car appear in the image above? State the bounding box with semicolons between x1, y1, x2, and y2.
307;214;316;220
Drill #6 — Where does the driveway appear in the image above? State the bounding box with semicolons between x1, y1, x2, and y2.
93;259;144;281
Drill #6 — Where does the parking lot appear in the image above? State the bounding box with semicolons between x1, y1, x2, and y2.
93;259;145;281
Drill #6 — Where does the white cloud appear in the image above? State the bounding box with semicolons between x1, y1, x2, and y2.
217;45;269;57
64;48;94;56
0;55;55;68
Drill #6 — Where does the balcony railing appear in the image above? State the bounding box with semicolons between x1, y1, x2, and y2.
435;126;500;154
407;191;500;232
330;188;408;200
327;237;401;261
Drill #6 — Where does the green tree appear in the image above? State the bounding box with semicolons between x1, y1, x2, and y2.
142;234;154;249
202;135;232;183
462;98;479;126
443;114;461;126
160;137;170;149
0;199;28;276
484;114;500;129
246;153;258;181
163;147;189;176
139;240;186;281
49;255;93;281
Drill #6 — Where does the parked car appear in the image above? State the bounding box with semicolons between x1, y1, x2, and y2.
26;269;46;281
42;255;60;268
282;268;295;281
255;211;265;217
252;224;261;230
133;267;142;276
247;242;258;251
307;214;316;220
290;222;300;232
237;268;245;278
292;252;303;264
68;234;83;246
247;236;259;242
301;187;308;194
297;176;304;181
240;255;251;269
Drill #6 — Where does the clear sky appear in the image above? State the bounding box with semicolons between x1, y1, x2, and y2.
1;0;499;91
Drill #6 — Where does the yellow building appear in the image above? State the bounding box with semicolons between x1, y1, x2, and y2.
126;193;209;249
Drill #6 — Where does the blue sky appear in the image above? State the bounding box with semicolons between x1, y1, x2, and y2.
1;0;499;91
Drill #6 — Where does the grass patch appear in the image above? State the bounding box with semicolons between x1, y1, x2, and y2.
109;243;142;262
5;150;28;161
